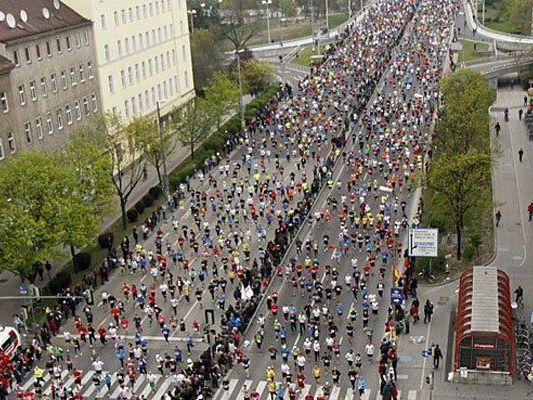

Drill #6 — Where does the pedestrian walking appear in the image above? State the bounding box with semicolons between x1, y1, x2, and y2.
528;202;533;221
519;148;524;162
494;122;500;136
495;210;502;227
433;344;443;369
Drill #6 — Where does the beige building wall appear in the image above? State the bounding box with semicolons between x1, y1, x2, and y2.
61;0;195;120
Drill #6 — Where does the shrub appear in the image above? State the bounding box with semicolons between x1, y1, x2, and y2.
224;117;242;135
135;201;146;214
48;271;72;295
169;161;197;191
149;186;162;200
416;249;446;276
142;194;154;207
73;252;91;272
97;232;114;249
127;209;138;222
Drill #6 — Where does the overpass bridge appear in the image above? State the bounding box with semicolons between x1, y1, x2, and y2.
466;54;533;80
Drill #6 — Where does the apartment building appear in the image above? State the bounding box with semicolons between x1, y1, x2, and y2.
0;0;101;159
61;0;195;121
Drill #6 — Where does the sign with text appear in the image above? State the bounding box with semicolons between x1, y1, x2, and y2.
408;228;438;257
390;288;404;306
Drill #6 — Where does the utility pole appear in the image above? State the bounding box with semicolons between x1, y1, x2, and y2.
348;0;352;17
360;0;363;12
482;0;485;25
236;49;244;125
326;0;329;31
156;101;169;198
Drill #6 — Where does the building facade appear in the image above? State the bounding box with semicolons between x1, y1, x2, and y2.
61;0;195;121
0;0;101;159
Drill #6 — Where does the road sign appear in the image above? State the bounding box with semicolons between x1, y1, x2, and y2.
422;349;430;358
390;288;404;306
19;284;28;295
408;228;438;257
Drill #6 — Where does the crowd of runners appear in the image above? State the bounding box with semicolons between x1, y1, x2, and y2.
0;0;457;399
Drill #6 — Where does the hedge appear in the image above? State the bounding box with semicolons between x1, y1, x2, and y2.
97;232;114;249
127;209;138;222
135;201;146;214
48;271;72;295
142;194;155;208
73;252;91;272
149;186;162;200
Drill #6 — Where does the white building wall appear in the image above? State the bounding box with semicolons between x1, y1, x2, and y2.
62;0;194;120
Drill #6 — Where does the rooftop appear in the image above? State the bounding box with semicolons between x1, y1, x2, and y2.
0;0;89;44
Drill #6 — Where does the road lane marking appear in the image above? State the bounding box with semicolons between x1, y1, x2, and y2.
140;375;161;398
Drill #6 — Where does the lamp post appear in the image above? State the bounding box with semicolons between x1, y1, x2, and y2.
235;48;245;125
156;101;169;198
262;0;273;43
325;0;329;31
187;9;197;32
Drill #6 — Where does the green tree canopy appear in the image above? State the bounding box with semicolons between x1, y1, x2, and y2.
241;59;275;94
173;98;214;157
190;29;225;90
204;72;240;130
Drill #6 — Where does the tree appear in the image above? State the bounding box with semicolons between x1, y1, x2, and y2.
507;0;533;35
174;98;214;158
241;59;275;94
436;69;494;154
190;29;225;90
0;152;96;276
426;150;491;260
129;115;174;192
280;0;297;18
222;20;256;53
88;113;147;229
204;72;240;130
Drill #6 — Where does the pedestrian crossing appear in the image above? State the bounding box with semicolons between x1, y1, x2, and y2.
213;378;421;400
19;373;420;400
18;371;170;399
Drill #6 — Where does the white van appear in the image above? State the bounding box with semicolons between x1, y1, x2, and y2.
0;326;21;358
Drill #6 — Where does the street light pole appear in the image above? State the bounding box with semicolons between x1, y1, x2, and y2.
188;9;197;32
236;49;244;125
262;0;272;44
156;101;169;199
482;0;485;25
326;0;329;31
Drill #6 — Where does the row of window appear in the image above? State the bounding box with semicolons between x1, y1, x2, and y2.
108;49;186;94
119;73;188;119
99;0;183;30
11;30;91;67
14;63;94;108
103;22;187;64
0;93;98;161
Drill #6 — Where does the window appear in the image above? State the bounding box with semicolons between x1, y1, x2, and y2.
151;87;156;104
70;68;77;86
142;62;146;79
180;21;184;36
128;7;133;22
7;132;15;153
35;118;43;139
24;47;31;63
117;40;122;57
65;105;72;125
182;45;187;61
155;57;159;73
172;49;176;65
135;64;140;82
132;36;136;52
66;36;72;51
74;101;81;120
75;33;81;48
114;11;119;26
158;28;162;43
0;139;4;160
124;100;130;118
131;97;137;115
138;94;143;111
185;71;189;88
61;71;67;89
79;65;85;82
108;75;114;93
152;29;156;44
139;33;144;49
125;38;130;54
156;1;160;14
148;59;153;75
13;50;19;66
149;2;154;16
157;84;162;100
88;62;94;79
57;110;64;130
18;84;26;105
24;122;32;143
83;97;90;115
46;42;52;57
46;114;53;134
143;4;147;18
162;0;166;13
169;78;173;96
128;67;133;85
29;81;37;101
36;44;42;60
91;93;98;112
51;74;58;93
0;92;8;113
121;70;126;87
174;74;179;92
56;38;62;53
161;54;165;71
84;30;90;45
40;77;47;97
100;14;106;29
121;9;126;24
136;5;141;20
145;90;150;109
145;31;150;46
163;81;168;98
104;44;110;62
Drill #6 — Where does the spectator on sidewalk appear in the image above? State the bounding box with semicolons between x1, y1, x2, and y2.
432;345;443;369
528;202;533;221
495;210;502;227
519;148;524;162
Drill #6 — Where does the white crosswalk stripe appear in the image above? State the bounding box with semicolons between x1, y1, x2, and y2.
330;385;341;400
44;370;69;395
140;374;161;398
298;384;311;400
110;376;130;398
152;377;173;399
254;380;268;399
95;373;116;398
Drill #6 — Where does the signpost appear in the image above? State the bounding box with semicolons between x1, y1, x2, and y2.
408;228;438;257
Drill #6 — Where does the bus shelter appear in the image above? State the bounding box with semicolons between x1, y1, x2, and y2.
454;266;514;384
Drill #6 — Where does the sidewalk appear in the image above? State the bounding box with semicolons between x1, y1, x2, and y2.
0;96;251;327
